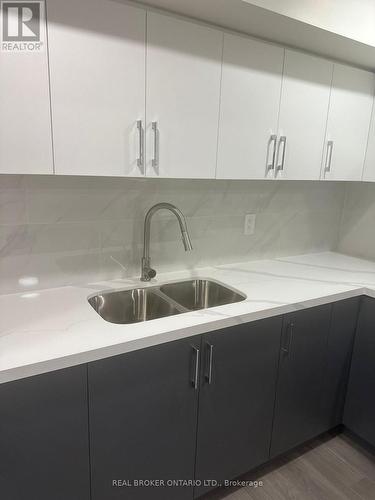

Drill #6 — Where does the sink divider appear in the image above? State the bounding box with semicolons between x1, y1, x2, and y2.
151;287;190;314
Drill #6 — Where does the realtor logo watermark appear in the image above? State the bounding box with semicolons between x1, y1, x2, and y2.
1;1;44;51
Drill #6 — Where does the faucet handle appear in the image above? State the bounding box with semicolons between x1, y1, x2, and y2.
140;259;157;281
146;268;157;280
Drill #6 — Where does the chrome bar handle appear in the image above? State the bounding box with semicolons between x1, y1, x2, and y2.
152;121;159;168
281;322;294;355
136;120;144;169
277;136;287;173
325;140;334;173
267;134;277;172
205;343;214;385
191;346;200;390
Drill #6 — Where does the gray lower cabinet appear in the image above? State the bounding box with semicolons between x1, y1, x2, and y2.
271;300;359;458
0;297;366;500
322;298;360;429
0;365;90;500
344;296;375;447
271;304;333;457
88;337;201;500
194;317;283;498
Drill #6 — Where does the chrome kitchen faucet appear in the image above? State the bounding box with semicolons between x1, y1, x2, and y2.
140;203;193;281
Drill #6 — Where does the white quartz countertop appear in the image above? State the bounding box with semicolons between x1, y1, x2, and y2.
2;251;375;384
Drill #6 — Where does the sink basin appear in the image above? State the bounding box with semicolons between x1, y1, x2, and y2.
160;279;246;311
88;288;183;325
89;279;246;324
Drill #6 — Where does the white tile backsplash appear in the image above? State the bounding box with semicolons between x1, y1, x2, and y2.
338;182;375;261
0;175;346;294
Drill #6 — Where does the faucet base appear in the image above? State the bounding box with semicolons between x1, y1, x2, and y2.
141;257;157;281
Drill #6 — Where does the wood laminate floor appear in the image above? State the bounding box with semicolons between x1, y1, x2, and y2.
203;432;375;500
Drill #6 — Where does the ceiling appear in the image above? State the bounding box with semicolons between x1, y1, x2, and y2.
133;0;375;71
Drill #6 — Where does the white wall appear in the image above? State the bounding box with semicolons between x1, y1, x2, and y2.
338;183;375;260
244;0;375;47
0;175;345;294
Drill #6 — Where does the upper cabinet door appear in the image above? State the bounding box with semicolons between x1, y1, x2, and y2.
216;34;283;180
276;50;332;180
47;0;146;177
322;64;375;181
0;2;53;174
146;13;222;179
362;97;375;182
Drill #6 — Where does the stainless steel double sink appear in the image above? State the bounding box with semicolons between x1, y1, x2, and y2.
88;279;246;324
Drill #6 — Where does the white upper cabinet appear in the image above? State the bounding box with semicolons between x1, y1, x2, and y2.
0;2;53;174
362;97;375;182
47;0;146;177
216;33;284;180
276;50;332;180
322;64;375;181
4;0;374;183
146;13;222;179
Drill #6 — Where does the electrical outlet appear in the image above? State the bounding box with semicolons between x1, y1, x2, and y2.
244;213;256;235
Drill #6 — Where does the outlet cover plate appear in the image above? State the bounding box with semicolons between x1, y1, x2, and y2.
244;213;256;235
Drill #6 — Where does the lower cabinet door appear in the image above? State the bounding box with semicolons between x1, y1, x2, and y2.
0;366;90;500
271;304;332;458
344;296;375;447
88;337;201;500
322;297;359;429
194;317;282;498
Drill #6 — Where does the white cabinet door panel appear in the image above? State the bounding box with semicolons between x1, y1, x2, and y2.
146;12;222;179
0;1;53;174
363;98;375;182
48;0;146;177
322;64;375;181
276;50;332;180
216;33;283;180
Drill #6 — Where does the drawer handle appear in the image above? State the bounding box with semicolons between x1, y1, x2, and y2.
191;346;200;390
282;322;294;355
266;134;277;174
205;342;214;385
277;136;287;174
325;140;334;173
152;121;159;168
136;120;144;171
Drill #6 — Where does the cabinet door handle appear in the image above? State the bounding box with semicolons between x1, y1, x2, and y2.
325;140;334;173
205;342;214;384
277;136;287;173
152;121;159;168
136;120;144;170
267;134;277;174
282;322;294;355
191;346;200;390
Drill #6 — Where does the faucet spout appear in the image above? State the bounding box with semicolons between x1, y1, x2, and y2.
140;203;193;282
182;230;193;252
